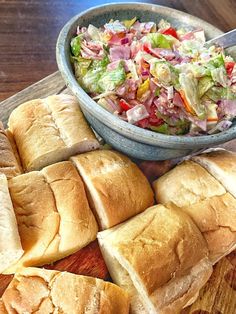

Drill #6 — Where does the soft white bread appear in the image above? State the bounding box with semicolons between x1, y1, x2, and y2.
98;205;212;314
153;159;236;264
153;160;226;207
71;150;154;230
4;161;98;274
0;122;22;179
192;149;236;198
0;174;24;273
8;94;100;171
1;267;130;314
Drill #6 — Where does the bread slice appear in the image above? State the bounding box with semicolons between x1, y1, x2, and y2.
153;159;236;264
192;149;236;198
4;161;98;274
8;94;100;171
0;174;23;273
1;267;130;314
98;205;212;314
153;160;226;207
0;122;22;179
71;150;154;230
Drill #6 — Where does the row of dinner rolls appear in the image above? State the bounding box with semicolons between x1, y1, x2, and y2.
0;149;154;274
1;94;235;313
153;149;236;264
97;149;236;313
0;267;130;313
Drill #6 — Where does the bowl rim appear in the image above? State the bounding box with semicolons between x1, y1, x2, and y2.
56;1;236;149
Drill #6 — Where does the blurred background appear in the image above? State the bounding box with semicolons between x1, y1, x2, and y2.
0;0;236;101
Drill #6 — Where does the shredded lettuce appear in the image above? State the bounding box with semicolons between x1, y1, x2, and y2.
73;57;92;78
144;33;175;49
80;56;110;93
150;123;169;134
198;76;214;98
70;34;83;56
98;62;126;92
206;86;236;102
179;72;206;118
210;66;227;87
150;60;179;87
87;24;102;41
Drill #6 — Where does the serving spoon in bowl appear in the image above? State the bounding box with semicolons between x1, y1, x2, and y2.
206;29;236;48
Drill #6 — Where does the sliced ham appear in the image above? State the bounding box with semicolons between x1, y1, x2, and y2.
109;46;131;62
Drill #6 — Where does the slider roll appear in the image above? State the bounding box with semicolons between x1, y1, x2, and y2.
71;150;154;230
98;205;212;314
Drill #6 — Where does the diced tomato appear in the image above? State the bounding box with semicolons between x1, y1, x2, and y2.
148;105;164;126
161;27;178;39
119;99;132;111
137;118;149;128
142;43;152;54
225;62;235;76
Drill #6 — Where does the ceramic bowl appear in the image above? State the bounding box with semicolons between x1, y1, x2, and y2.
56;2;236;160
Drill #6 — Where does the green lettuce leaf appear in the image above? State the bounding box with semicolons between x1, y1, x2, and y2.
70;34;83;56
198;76;214;98
98;62;126;92
145;33;175;49
206;86;236;102
150;60;180;88
150;123;169;134
80;56;110;93
179;72;206;118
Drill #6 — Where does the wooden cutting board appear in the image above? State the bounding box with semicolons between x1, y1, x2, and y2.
0;72;235;314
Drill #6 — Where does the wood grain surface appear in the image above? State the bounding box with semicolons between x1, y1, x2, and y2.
0;72;236;313
0;0;236;101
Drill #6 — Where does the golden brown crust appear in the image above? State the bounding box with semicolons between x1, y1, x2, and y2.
0;122;22;179
153;158;236;264
0;299;7;314
98;205;212;313
2;268;129;314
192;150;236;198
153;160;226;207
177;193;236;263
5;161;98;274
71;150;154;230
8;95;99;171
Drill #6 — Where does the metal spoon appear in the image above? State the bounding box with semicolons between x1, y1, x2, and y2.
205;29;236;49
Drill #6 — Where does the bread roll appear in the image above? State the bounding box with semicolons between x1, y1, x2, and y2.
4;161;98;274
192;149;236;198
0;174;23;273
1;267;130;314
153;157;236;264
98;205;212;314
8;94;100;171
0;122;22;179
0;299;7;314
71;150;154;230
153;160;226;207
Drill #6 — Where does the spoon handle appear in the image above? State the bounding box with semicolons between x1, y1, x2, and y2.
206;29;236;49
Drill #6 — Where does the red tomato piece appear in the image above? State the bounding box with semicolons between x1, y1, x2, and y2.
161;27;178;39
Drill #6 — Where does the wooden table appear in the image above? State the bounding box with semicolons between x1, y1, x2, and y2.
0;0;236;101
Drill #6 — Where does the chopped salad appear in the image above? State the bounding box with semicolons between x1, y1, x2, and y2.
70;18;236;135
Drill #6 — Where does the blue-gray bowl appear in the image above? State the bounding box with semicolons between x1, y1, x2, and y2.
56;2;236;160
